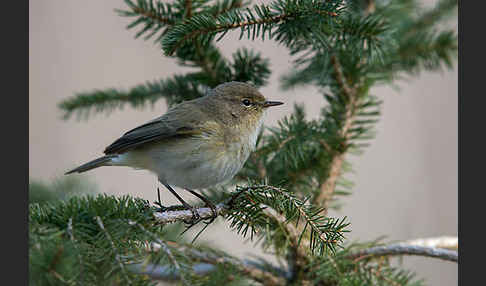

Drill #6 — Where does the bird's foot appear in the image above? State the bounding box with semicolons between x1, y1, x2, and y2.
202;201;218;225
182;205;202;226
154;204;188;213
183;189;219;225
178;206;204;235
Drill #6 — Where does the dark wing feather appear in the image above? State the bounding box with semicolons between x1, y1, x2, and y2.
103;102;205;154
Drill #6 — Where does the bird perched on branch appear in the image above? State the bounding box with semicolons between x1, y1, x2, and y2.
66;81;283;224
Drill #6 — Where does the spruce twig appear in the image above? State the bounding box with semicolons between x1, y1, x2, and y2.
153;203;228;225
129;220;189;285
158;241;287;286
314;55;359;212
131;6;176;25
402;236;458;250
95;216;132;284
66;218;84;284
261;205;309;279
184;0;192;18
347;243;458;262
163;1;339;55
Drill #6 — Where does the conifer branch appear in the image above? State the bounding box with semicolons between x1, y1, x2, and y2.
129;221;189;285
151;241;287;285
131;6;176;25
185;251;286;286
316;154;345;211
153;185;348;256
129;262;213;281
95;216;132;284
133;261;286;285
47;246;66;282
210;0;245;17
153;203;228;225
184;0;192;18
330;54;355;99
166;14;285;56
403;0;457;39
402;236;458;250
233;185;349;254
347;243;458;262
162;1;339;55
261;206;309;272
257;158;267;179
314;55;359;210
117;0;182;41
194;41;219;81
364;0;375;16
367;265;403;286
59;76;205;119
66;218;84;281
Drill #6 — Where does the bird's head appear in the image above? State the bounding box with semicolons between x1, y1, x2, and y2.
209;81;284;129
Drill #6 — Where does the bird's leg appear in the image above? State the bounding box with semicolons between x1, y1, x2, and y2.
153;187;188;212
161;183;201;226
153;187;167;212
184;189;218;225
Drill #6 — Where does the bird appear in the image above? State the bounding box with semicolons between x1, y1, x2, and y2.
66;81;284;224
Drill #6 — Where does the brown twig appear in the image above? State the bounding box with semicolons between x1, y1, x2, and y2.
257;158;267;179
185;0;192;18
263;186;343;247
330;54;355;99
277;135;295;151
369;266;402;286
314;55;358;211
48;246;65;282
261;206;309;268
364;0;376;16
315;154;345;212
319;139;332;153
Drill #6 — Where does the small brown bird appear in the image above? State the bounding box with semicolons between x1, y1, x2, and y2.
66;81;283;223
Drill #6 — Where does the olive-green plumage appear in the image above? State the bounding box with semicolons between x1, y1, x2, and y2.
66;81;283;190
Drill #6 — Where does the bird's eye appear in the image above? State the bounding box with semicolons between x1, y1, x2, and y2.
242;99;251;106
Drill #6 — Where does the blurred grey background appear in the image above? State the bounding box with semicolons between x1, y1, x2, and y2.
29;0;457;285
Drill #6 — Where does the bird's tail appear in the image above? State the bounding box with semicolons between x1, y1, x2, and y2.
65;155;118;175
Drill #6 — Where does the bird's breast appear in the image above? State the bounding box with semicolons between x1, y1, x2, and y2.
134;119;262;189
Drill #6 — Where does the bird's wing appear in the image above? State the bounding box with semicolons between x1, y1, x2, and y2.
103;101;209;154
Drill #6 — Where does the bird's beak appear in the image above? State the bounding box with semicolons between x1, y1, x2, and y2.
263;101;284;108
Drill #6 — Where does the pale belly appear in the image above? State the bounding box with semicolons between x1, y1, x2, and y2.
119;136;252;189
155;150;247;189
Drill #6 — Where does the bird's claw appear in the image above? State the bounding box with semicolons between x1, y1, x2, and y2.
183;206;202;226
202;203;218;225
